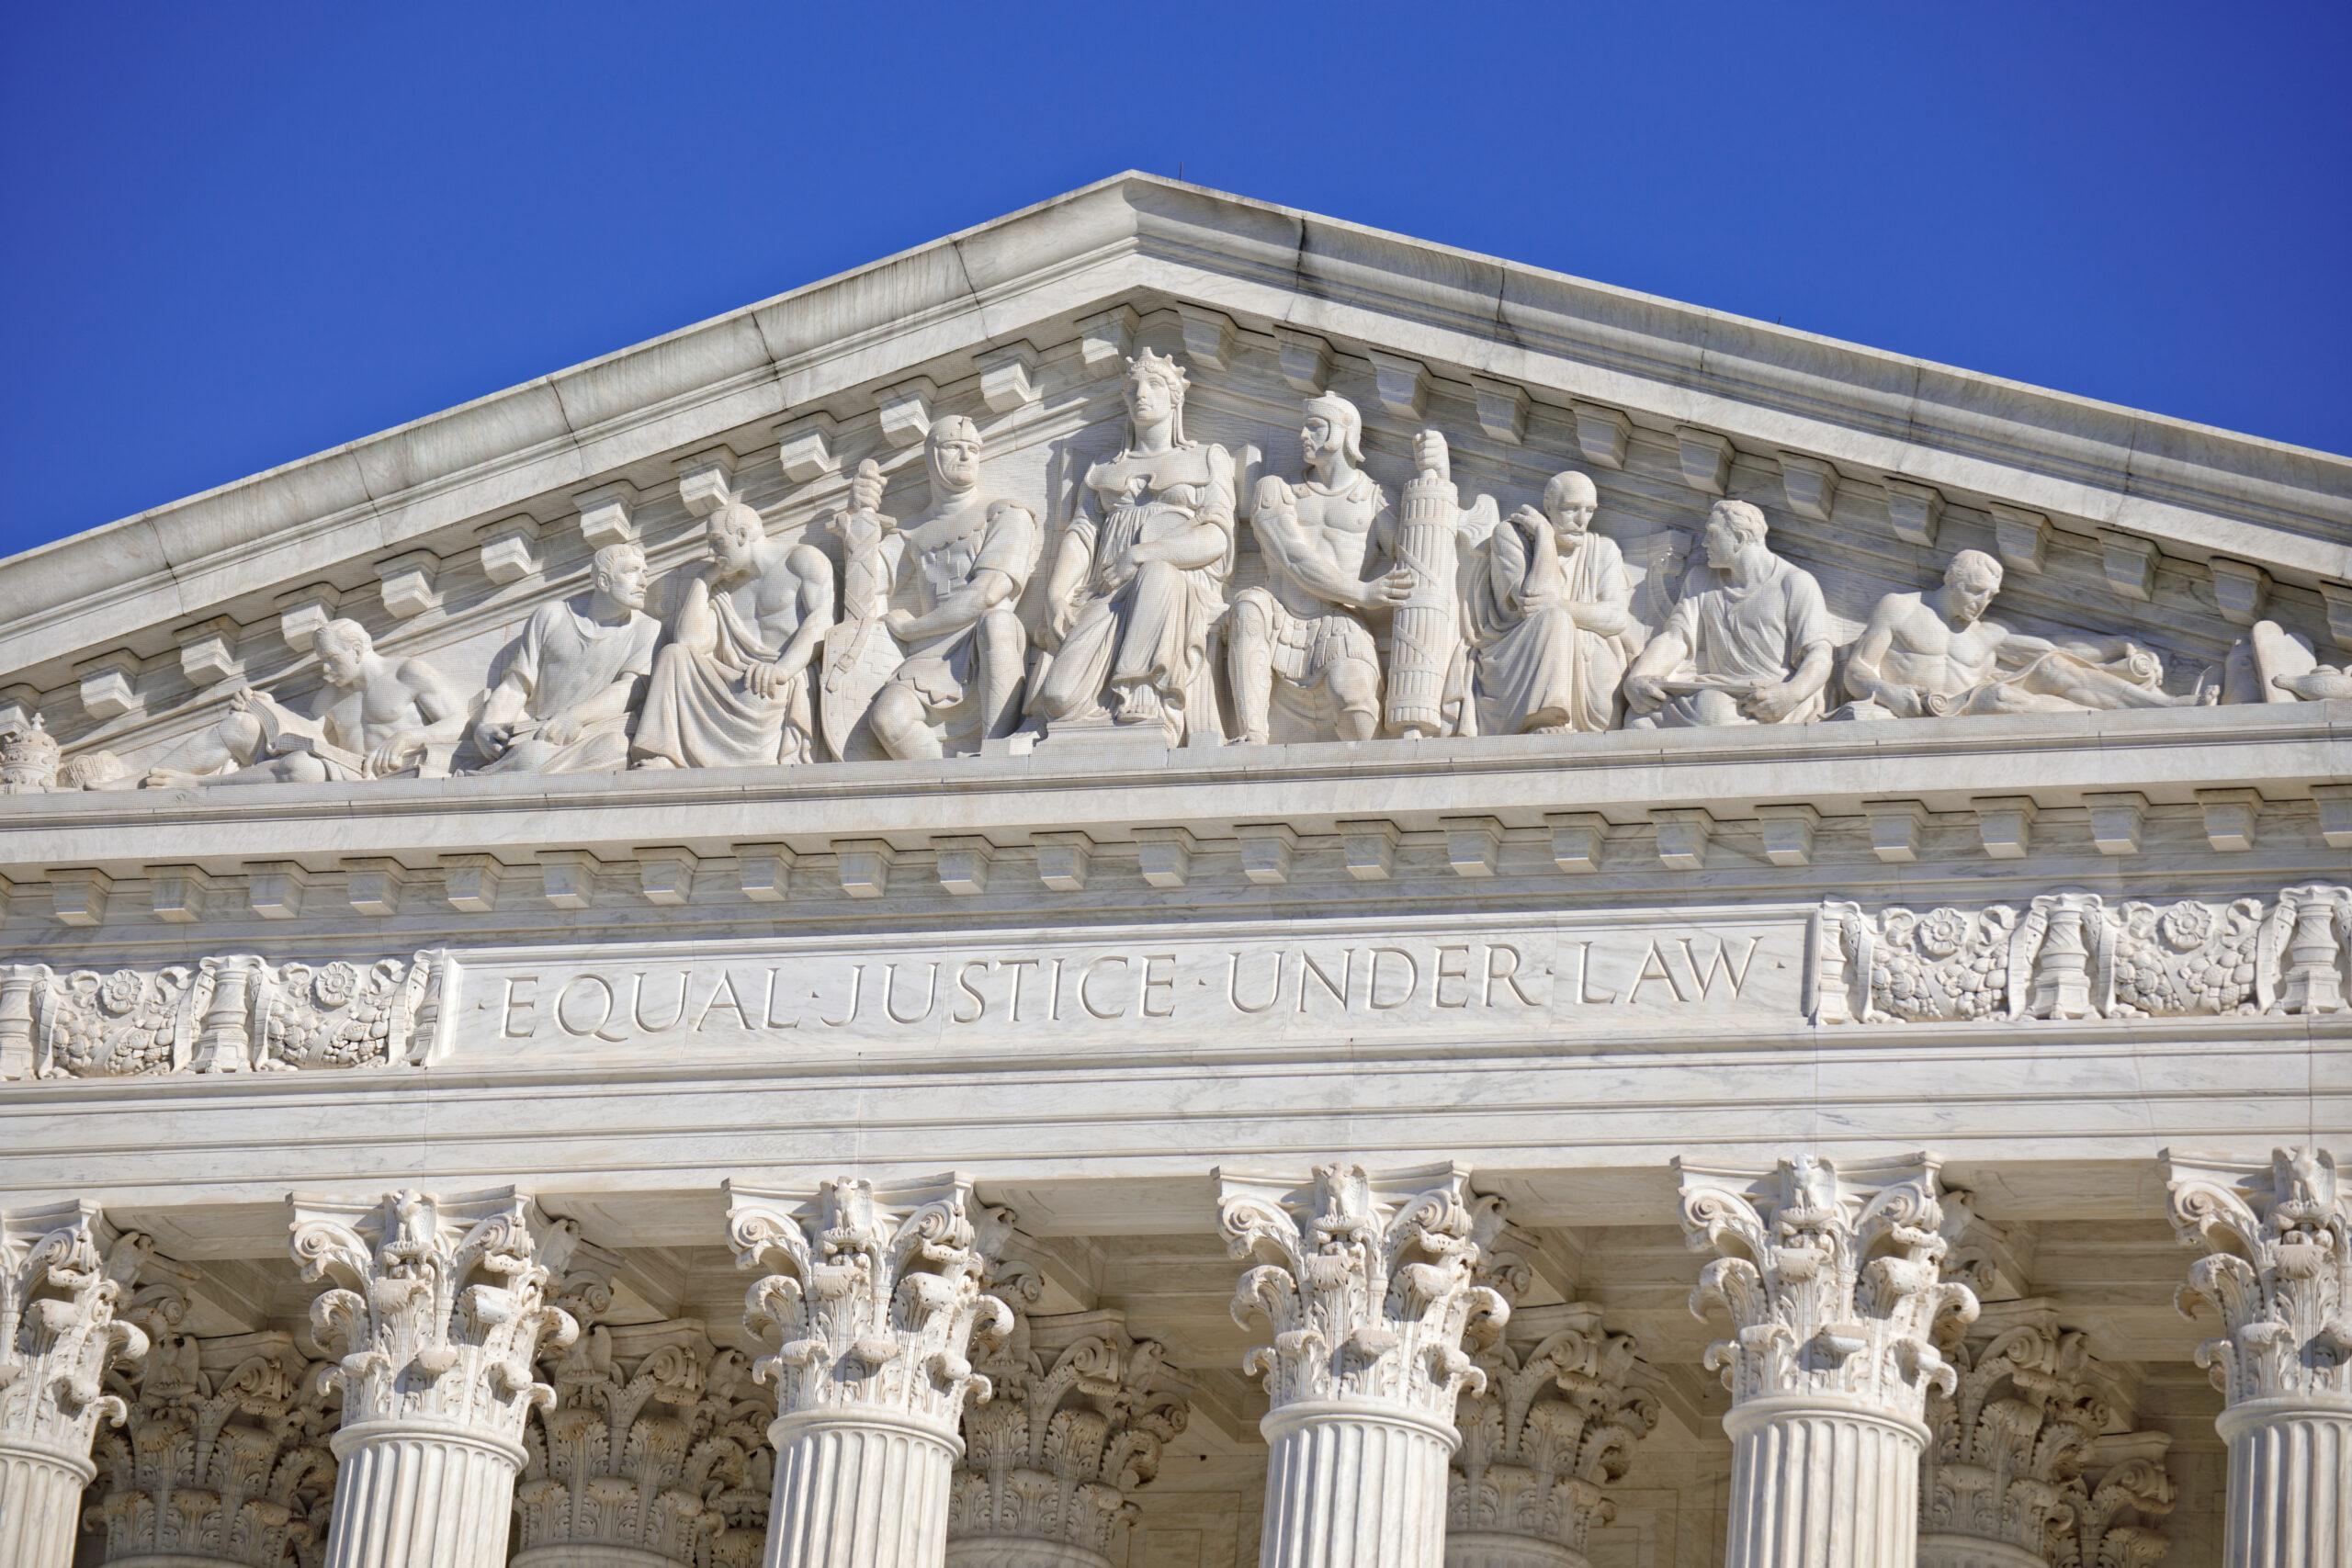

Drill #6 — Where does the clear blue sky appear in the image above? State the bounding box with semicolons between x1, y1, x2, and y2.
5;3;2346;560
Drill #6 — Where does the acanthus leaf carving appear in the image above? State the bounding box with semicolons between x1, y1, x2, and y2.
0;1201;153;1468
725;1174;1012;1436
2165;1145;2352;1407
515;1231;773;1568
1677;1154;1979;1421
1219;1162;1507;1423
948;1297;1189;1565
1919;1301;2174;1568
87;1249;339;1568
286;1188;579;1445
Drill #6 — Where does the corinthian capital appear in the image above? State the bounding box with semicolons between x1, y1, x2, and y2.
724;1173;1013;1431
2165;1145;2352;1405
951;1303;1189;1565
1218;1162;1508;1421
1449;1302;1659;1561
89;1249;338;1568
287;1187;580;1442
1676;1153;1978;1419
0;1200;153;1462
1920;1300;2174;1568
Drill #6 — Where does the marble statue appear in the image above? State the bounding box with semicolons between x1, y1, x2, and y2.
1030;350;1236;743
1843;549;2199;716
143;618;469;785
1459;469;1638;735
469;544;660;773
861;419;1041;759
1228;393;1410;744
1623;499;1834;728
632;500;834;770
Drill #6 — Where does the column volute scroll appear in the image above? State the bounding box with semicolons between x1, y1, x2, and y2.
0;1201;153;1568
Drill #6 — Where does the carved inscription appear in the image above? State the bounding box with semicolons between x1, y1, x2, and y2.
453;921;1798;1061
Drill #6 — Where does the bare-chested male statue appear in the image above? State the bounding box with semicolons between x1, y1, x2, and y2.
1843;548;2200;716
470;543;661;773
863;417;1041;759
1228;392;1413;743
632;500;834;769
144;619;469;786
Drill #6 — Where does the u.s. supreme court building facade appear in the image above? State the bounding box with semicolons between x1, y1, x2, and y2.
0;175;2346;1568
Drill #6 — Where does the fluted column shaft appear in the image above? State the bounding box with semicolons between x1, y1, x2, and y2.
322;1419;524;1568
1261;1401;1454;1568
767;1410;958;1568
2216;1398;2352;1568
0;1439;95;1568
1721;1395;1924;1568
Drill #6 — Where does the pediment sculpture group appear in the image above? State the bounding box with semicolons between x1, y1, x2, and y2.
29;347;2335;794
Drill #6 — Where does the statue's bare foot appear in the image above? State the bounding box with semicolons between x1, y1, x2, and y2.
143;769;201;789
1110;684;1163;727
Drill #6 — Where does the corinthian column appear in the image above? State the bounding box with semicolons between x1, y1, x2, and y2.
1676;1153;1979;1568
948;1301;1189;1568
2166;1145;2352;1567
88;1250;340;1567
1447;1303;1658;1568
1219;1163;1508;1568
288;1188;581;1568
1918;1299;2175;1568
0;1200;153;1568
726;1173;1014;1568
514;1234;775;1568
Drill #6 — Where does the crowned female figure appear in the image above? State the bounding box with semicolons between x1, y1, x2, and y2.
1030;349;1237;743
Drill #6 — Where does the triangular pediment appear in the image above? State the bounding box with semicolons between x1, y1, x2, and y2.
1;171;2346;779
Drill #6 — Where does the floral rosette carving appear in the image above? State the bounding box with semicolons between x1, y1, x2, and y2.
2165;1146;2352;1406
87;1257;338;1568
1448;1313;1659;1560
516;1298;772;1568
0;1202;153;1465
949;1301;1189;1564
20;952;439;1078
1678;1155;1978;1419
1815;887;2341;1026
725;1175;1013;1433
1921;1308;2173;1566
288;1189;580;1444
1220;1163;1508;1421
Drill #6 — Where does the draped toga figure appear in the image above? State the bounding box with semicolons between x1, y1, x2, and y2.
1461;469;1639;735
470;543;661;773
1623;499;1835;728
632;500;834;769
1030;349;1236;743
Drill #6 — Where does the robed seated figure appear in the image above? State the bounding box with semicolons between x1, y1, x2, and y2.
1460;469;1640;735
1029;349;1236;744
470;543;661;773
1623;499;1835;728
632;499;834;769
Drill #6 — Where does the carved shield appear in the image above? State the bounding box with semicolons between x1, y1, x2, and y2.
819;616;904;761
